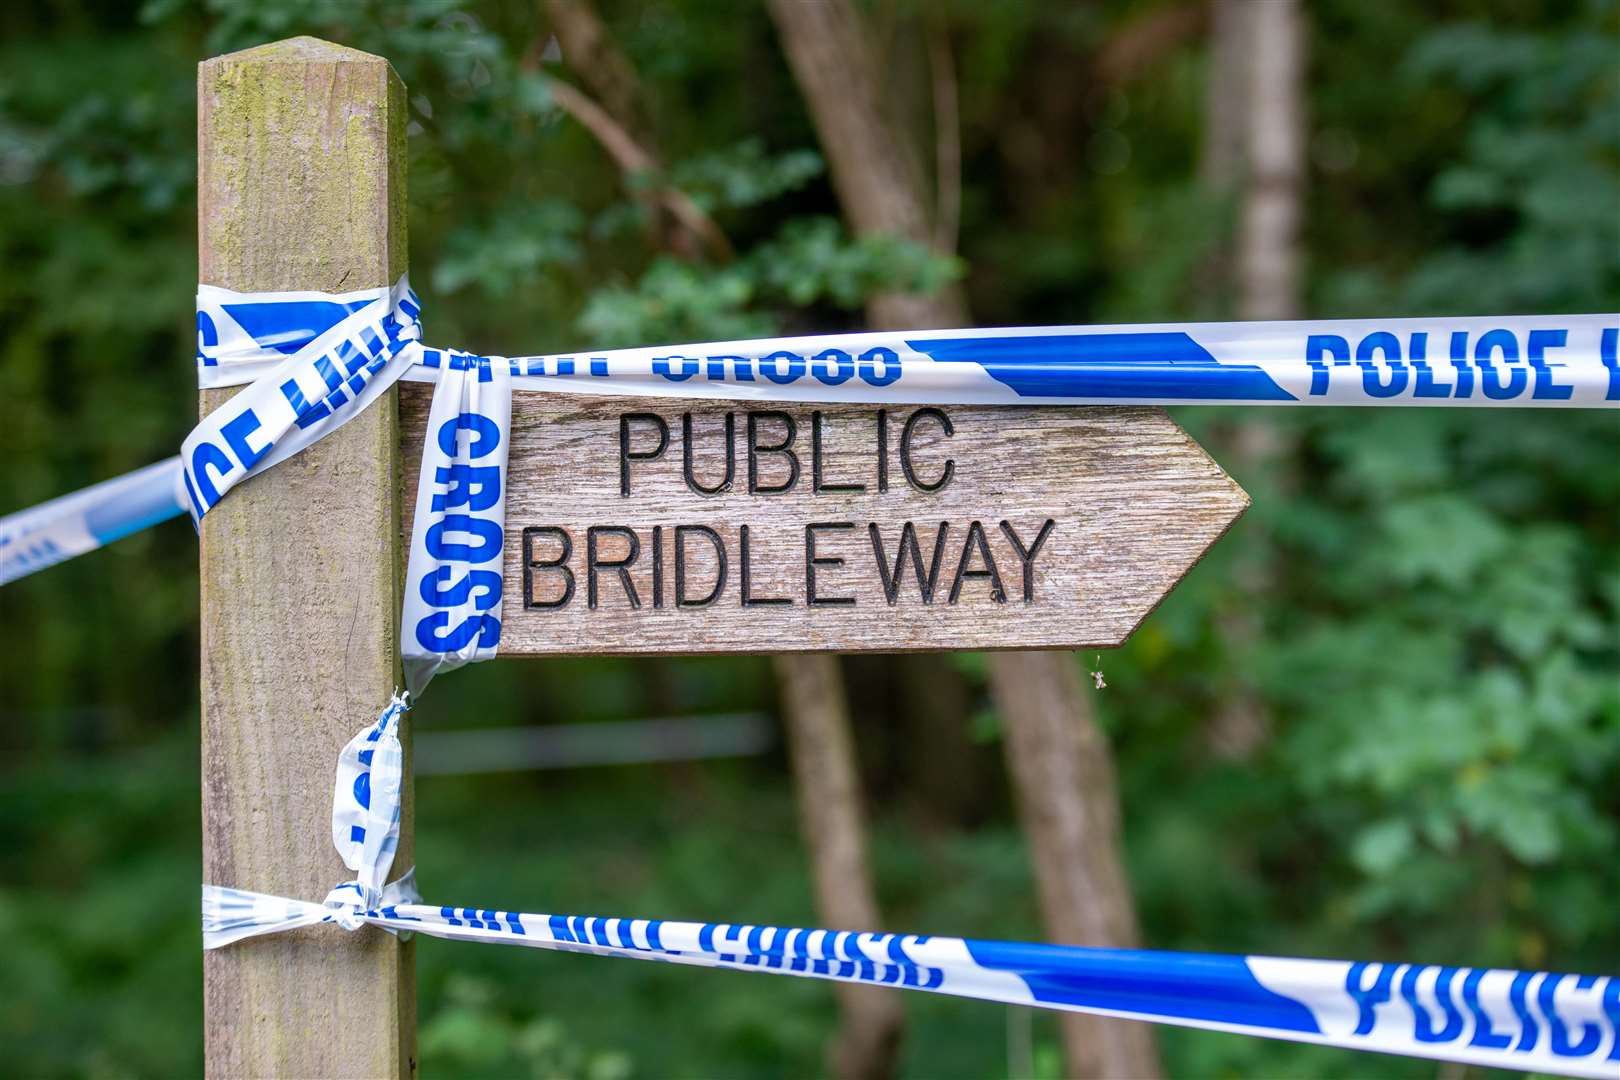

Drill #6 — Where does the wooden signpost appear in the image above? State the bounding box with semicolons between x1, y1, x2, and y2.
402;390;1249;653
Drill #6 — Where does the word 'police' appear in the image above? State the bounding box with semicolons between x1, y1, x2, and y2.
1307;327;1620;401
1344;962;1619;1062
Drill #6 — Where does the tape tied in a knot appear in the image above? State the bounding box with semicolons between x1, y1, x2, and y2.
201;692;420;948
322;867;421;932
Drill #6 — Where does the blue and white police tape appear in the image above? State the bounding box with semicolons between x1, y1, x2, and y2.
438;313;1619;406
205;692;422;941
330;692;410;902
183;276;422;525
201;897;1617;1078
200;273;515;691
0;456;187;586
197;278;1620;408
203;690;1618;1078
399;352;511;695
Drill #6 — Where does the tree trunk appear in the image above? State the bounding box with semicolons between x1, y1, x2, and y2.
1238;0;1305;322
991;652;1161;1078
769;3;1159;1075
1207;0;1307;760
774;656;905;1080
765;0;965;329
540;6;904;1075
1200;0;1249;193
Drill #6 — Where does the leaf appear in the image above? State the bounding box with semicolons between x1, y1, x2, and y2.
1352;819;1414;875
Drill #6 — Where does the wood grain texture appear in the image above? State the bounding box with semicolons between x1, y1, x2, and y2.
198;37;413;1079
402;389;1248;655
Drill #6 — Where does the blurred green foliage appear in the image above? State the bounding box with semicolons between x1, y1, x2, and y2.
0;0;1616;1077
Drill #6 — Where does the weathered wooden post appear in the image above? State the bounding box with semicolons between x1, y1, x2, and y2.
197;37;414;1077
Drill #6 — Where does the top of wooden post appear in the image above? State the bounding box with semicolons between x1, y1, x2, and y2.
197;35;407;292
205;34;388;65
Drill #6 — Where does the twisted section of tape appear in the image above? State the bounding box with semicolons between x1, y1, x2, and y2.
330;692;410;900
183;276;423;525
203;693;420;947
400;354;512;695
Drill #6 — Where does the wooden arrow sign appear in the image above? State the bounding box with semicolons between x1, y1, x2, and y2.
401;387;1248;655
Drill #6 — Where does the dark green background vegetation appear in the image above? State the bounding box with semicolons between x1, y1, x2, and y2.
1;0;1616;1076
